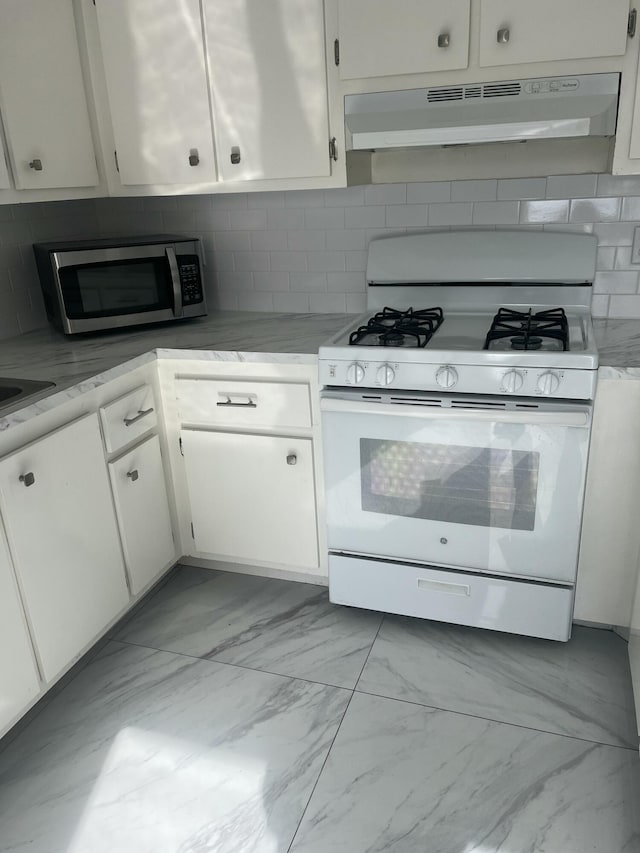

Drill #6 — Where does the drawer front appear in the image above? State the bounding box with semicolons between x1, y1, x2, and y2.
176;379;312;429
329;554;573;641
100;385;157;454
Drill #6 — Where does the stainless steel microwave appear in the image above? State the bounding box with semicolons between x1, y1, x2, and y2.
33;235;207;335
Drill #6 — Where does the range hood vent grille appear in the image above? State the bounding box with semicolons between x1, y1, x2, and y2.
426;81;521;103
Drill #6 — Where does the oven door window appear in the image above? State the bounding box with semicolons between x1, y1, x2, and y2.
57;258;173;319
361;439;539;531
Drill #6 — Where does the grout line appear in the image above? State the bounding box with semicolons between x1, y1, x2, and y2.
113;637;353;692
353;687;638;753
286;689;356;853
353;614;384;692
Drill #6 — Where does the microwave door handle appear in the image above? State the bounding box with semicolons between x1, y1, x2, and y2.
166;247;183;318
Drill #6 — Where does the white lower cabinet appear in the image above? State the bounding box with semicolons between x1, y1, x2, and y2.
182;429;319;570
0;527;40;734
108;435;175;595
0;413;129;683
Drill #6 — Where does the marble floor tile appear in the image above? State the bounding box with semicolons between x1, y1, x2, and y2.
358;616;638;748
115;566;382;688
290;691;640;853
0;641;350;853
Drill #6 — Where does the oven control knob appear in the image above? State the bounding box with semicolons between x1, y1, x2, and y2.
501;369;524;393
377;364;396;386
537;370;561;395
346;362;366;385
435;365;458;389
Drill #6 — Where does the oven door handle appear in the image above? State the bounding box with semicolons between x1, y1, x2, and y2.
320;397;590;427
166;247;183;318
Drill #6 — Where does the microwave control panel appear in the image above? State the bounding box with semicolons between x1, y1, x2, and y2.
178;256;203;305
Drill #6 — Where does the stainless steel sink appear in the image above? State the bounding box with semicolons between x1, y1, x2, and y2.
0;378;55;411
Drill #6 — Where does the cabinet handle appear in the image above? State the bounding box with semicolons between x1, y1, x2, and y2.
29;159;43;171
19;472;35;487
217;396;256;408
437;32;450;48
286;454;297;466
126;469;139;482
188;148;200;166
497;27;510;44
230;146;241;165
123;407;154;426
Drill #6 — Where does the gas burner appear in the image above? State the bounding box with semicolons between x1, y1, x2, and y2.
484;307;569;352
349;306;444;348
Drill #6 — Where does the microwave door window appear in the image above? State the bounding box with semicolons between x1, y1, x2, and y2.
59;259;173;319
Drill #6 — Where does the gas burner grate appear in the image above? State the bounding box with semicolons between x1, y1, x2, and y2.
484;307;569;352
349;306;444;348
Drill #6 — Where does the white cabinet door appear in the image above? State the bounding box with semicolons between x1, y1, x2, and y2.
204;0;330;182
108;435;175;596
0;414;129;683
0;527;40;735
0;0;98;189
337;0;470;80
95;0;216;185
479;0;630;68
182;429;319;569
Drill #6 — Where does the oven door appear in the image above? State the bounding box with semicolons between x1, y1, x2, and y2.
321;393;592;584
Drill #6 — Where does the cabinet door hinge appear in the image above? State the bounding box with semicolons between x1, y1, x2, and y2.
329;137;338;162
629;8;637;37
190;522;195;539
334;38;340;66
179;437;184;456
114;150;119;173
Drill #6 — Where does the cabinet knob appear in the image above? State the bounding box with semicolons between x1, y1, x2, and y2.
29;159;43;171
497;27;510;44
188;148;200;167
19;472;35;487
126;469;139;482
437;32;450;48
286;454;297;466
230;146;241;165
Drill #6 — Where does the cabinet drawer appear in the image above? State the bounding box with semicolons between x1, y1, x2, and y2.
176;379;312;429
100;385;157;453
329;554;574;641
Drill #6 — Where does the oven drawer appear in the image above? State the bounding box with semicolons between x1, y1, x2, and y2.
329;554;574;641
176;378;311;428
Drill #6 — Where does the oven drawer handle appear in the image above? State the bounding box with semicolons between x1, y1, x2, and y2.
320;398;590;427
418;578;470;596
217;395;257;409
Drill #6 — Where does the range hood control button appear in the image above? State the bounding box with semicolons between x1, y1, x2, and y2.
537;371;561;395
377;364;396;386
501;369;524;393
435;365;458;389
346;362;366;385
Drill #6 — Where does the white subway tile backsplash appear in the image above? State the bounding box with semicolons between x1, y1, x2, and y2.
229;209;268;230
386;205;428;226
345;251;367;271
305;207;344;230
345;293;367;313
236;291;274;311
345;206;386;228
364;183;407;205
596;247;616;270
597;175;640;197
614;246;634;269
428;203;473;226
620;197;640;221
216;270;254;291
248;192;285;209
253;271;289;291
324;186;366;207
284;189;325;208
327;272;365;292
609;294;640;318
569;198;620;223
266;208;305;230
472;201;519;225
249;230;288;251
309;292;347;313
287;230;326;250
307;251;346;272
212;193;248;210
590;294;610;317
213;251;234;271
326;229;367;250
273;292;311;312
269;251;308;272
519;200;569;223
593;271;639;294
546;174;597;199
497;178;547;200
593;222;636;246
451;180;497;202
406;182;451;203
213;231;251;252
233;252;270;272
290;272;327;292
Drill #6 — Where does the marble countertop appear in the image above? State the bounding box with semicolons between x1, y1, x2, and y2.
0;311;639;431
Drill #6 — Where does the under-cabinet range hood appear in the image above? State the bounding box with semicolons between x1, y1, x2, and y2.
344;73;619;151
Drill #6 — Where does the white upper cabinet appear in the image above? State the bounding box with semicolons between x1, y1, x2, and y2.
94;0;216;186
337;0;471;80
203;0;331;182
0;0;98;189
479;0;630;68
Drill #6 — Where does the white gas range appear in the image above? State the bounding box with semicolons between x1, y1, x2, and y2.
318;230;598;642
